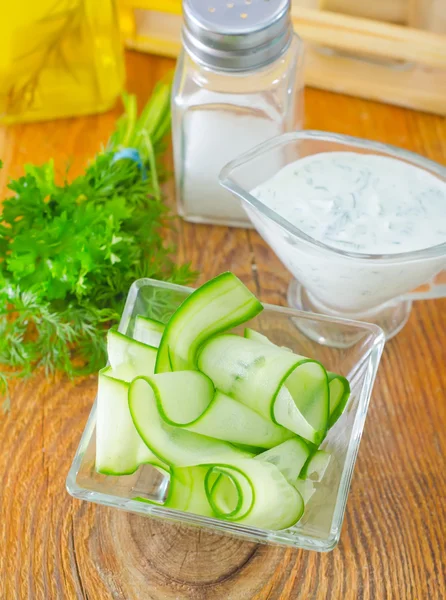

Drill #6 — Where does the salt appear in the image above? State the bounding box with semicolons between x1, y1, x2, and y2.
179;108;283;225
171;0;304;227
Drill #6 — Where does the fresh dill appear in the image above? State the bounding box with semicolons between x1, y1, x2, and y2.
0;82;196;408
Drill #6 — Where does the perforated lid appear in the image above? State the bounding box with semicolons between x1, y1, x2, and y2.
182;0;293;71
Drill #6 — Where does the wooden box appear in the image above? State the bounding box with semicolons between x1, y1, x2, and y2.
118;0;446;115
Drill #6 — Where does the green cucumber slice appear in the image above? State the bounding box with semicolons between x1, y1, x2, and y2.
198;334;329;444
244;328;272;344
148;371;215;426
327;373;351;428
133;315;165;348
168;466;214;516
231;443;265;455
300;450;331;482
293;478;316;504
255;437;311;485
107;329;157;379
95;367;166;475
146;370;293;448
244;327;350;432
128;376;252;467
205;459;304;530
136;466;214;517
186;391;293;448
273;386;320;445
244;328;292;353
155;272;263;373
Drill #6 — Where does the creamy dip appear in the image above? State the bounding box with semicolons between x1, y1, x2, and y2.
252;152;446;255
247;151;446;314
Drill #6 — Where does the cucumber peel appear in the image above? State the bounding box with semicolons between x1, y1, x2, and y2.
97;332;164;475
327;373;351;428
136;466;214;517
293;478;316;504
256;437;311;484
96;368;167;475
93;273;347;531
205;459;304;530
133;316;165;348
155;272;263;373
198;334;329;443
300;449;332;482
128;376;253;467
244;327;350;434
131;370;292;448
107;329;157;379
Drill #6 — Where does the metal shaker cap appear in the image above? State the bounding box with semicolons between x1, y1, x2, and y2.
182;0;293;72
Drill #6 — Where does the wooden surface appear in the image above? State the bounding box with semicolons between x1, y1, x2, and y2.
0;51;445;600
125;2;446;115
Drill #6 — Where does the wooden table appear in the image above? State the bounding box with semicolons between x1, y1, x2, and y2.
0;51;445;600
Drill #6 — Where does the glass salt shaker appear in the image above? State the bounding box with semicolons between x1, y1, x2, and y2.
172;0;304;227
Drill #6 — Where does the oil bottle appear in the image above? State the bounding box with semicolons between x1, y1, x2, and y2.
0;0;124;123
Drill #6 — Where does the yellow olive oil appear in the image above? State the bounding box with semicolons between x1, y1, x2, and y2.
0;0;124;123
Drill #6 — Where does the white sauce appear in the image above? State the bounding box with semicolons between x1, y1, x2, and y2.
249;152;446;314
252;152;446;255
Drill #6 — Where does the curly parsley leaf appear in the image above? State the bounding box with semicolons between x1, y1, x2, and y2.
0;83;197;406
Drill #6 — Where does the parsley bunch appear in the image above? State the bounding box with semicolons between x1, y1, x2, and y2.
0;82;196;408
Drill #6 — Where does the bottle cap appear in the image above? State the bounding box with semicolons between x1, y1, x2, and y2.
182;0;293;71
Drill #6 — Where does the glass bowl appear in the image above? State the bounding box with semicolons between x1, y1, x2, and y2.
66;278;385;552
219;131;446;345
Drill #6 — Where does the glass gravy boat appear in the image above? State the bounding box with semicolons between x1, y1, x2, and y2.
220;131;446;346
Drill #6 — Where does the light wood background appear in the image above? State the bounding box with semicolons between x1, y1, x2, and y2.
0;51;445;600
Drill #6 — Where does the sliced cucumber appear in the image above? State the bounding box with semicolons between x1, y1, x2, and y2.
155;272;263;373
107;329;157;379
146;370;293;448
293;478;316;504
300;450;332;482
255;437;311;485
244;328;270;345
133;315;164;348
231;443;265;455
168;466;214;516
205;459;304;530
96;368;166;475
136;466;214;517
328;373;351;428
187;391;293;448
198;334;329;443
284;362;328;443
244;327;292;353
273;386;320;445
97;332;165;475
244;327;350;433
149;371;215;426
94;275;342;529
128;376;252;467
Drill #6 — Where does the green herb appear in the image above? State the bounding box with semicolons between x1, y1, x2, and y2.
0;82;196;409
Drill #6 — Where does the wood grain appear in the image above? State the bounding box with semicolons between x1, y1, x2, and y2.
125;3;446;115
319;0;407;24
0;51;445;600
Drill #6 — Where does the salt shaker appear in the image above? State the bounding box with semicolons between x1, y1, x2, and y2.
172;0;304;227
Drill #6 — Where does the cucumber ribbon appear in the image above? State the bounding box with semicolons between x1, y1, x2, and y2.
95;272;350;530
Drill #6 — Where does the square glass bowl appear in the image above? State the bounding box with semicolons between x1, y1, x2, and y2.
66;278;385;551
